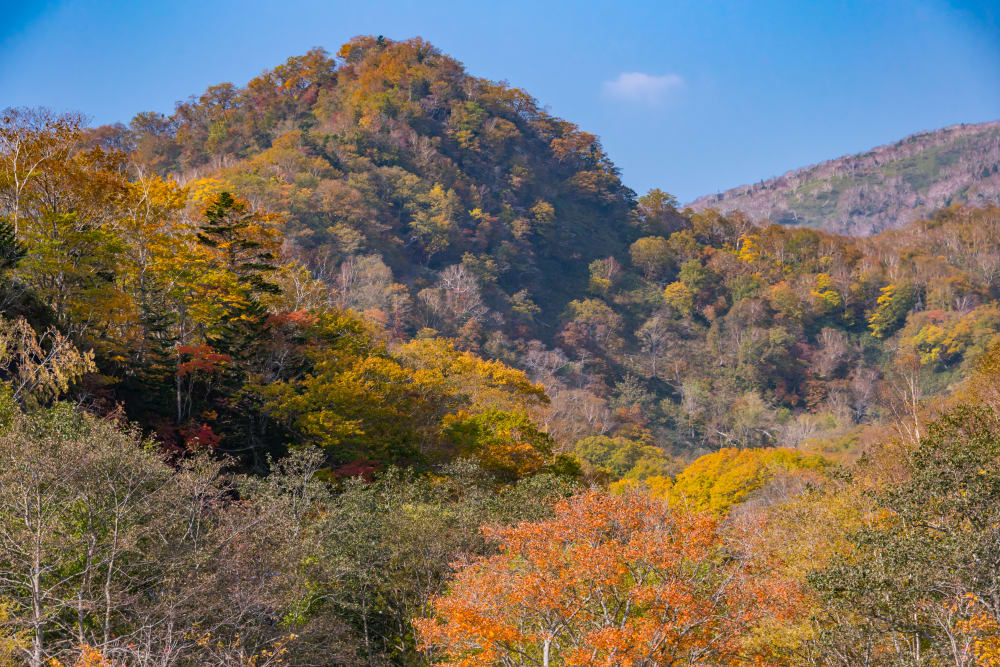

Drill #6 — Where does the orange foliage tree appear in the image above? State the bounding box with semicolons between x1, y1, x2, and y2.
415;490;798;666
49;645;111;667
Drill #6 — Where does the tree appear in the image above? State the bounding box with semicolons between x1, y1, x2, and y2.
8;138;132;333
587;256;622;294
868;282;918;339
442;409;553;481
190;191;287;458
262;322;551;471
559;299;623;357
662;281;694;317
0;405;361;666
417;490;796;666
671;447;828;514
197;191;282;308
418;264;488;335
0;108;82;236
0;404;183;666
636;189;681;236
635;312;672;377
258;311;429;466
810;404;1000;666
410;184;460;260
0;219;24;274
0;316;95;406
571;434;679;482
324;461;576;663
629;236;673;281
331;254;411;332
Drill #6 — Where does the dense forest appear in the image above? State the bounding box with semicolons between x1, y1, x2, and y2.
2;36;1000;665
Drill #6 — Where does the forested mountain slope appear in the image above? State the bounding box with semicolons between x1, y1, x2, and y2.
7;35;1000;665
72;37;1000;469
95;37;641;334
688;119;1000;235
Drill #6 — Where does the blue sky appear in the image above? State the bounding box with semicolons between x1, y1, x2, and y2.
2;0;999;202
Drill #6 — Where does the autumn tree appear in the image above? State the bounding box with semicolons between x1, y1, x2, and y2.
0;316;95;406
9;135;131;332
636;188;682;236
0;108;83;236
559;298;624;359
810;403;1000;666
629;236;673;281
868;282;919;339
417;489;797;666
442;409;554;481
572;434;680;483
324;460;576;662
671;447;829;515
410;184;461;260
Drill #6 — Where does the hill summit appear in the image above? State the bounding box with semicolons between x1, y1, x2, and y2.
687;119;1000;235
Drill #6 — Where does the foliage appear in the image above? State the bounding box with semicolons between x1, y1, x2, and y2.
810;404;1000;665
670;447;829;514
7;43;1000;468
0;316;95;406
571;434;681;482
868;282;918;339
416;490;799;666
4;38;1000;667
0;397;577;666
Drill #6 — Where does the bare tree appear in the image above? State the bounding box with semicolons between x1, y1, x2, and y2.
635;312;671;379
418;264;487;334
813;327;852;379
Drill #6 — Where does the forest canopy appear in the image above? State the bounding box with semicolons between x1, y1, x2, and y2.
2;35;1000;665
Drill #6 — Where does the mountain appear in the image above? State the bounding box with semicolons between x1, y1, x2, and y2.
687;120;1000;235
93;37;639;337
73;38;1000;465
9;34;1000;666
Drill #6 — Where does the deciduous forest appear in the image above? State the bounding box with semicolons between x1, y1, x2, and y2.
2;37;1000;665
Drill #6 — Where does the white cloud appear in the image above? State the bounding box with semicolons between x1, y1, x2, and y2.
602;72;684;105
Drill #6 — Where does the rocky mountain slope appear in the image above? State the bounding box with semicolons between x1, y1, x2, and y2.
687;120;1000;235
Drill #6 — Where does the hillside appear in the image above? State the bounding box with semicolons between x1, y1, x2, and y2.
688;119;1000;234
93;37;640;336
7;35;1000;666
71;38;1000;467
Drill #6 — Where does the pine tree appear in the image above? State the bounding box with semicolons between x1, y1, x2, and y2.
0;219;25;272
198;191;281;298
196;192;285;467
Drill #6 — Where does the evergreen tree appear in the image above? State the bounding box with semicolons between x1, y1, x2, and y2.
196;192;285;466
0;219;25;272
197;191;282;357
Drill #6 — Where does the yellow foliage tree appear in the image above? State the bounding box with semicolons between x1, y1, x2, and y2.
670;447;828;514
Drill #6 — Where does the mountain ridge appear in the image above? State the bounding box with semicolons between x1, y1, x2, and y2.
687;119;1000;235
